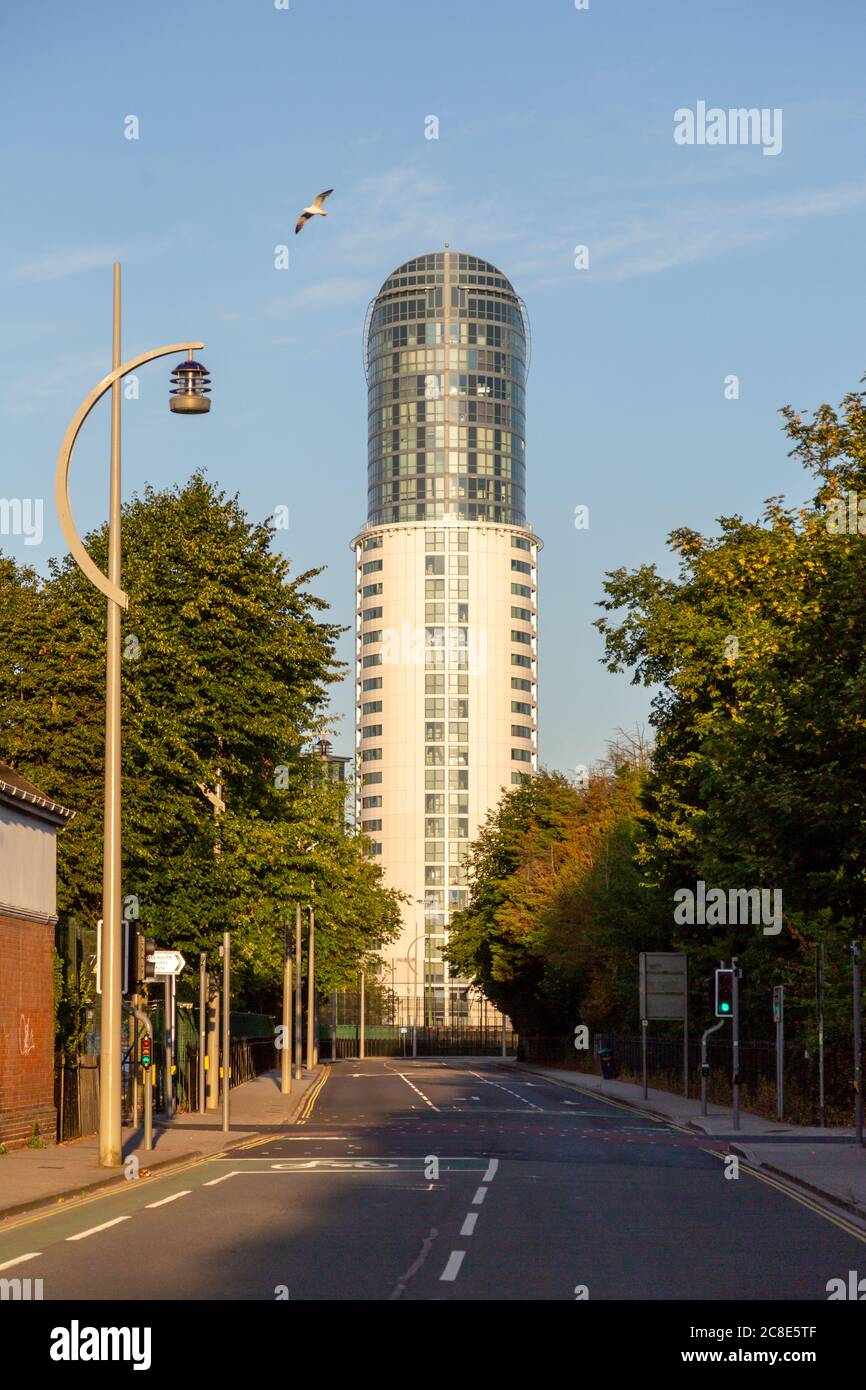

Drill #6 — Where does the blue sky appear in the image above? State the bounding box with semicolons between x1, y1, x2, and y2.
2;0;864;771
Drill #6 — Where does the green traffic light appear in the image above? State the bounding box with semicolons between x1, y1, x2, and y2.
720;1003;731;1013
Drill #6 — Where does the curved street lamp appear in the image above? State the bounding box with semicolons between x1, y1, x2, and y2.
54;262;210;1167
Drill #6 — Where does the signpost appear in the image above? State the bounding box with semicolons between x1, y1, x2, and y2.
639;953;689;1099
773;985;784;1121
151;949;186;977
816;945;826;1129
147;949;185;1118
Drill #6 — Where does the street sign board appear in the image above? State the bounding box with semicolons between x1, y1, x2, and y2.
639;952;688;1021
151;949;186;977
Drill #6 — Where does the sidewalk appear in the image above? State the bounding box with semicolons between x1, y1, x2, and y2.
0;1066;322;1224
518;1063;866;1223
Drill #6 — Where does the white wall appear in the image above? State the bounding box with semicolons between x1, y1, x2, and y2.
0;805;58;919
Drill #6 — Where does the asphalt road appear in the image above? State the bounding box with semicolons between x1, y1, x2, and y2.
2;1060;864;1301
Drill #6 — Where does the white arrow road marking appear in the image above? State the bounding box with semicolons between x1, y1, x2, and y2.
0;1253;40;1271
66;1217;130;1241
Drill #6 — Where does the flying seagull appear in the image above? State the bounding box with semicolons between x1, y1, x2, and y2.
295;189;334;234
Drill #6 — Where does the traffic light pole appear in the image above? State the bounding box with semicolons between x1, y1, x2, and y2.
294;902;303;1080
732;955;741;1131
126;1003;153;1152
164;976;174;1118
198;953;207;1115
700;1020;726;1116
281;920;292;1096
851;941;862;1145
222;931;231;1134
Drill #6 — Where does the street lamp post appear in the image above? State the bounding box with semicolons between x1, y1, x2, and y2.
54;263;209;1168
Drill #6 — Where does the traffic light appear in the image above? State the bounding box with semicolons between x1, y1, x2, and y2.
701;975;714;1012
715;968;734;1017
141;1034;152;1069
142;937;157;982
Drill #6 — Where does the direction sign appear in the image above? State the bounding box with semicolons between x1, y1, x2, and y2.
639;952;688;1021
151;949;186;977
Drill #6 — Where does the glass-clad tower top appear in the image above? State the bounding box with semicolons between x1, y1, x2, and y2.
364;250;529;527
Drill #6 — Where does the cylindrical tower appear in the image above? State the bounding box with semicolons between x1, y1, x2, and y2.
352;250;540;1028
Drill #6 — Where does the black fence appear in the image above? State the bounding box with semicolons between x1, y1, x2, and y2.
321;1025;518;1059
519;1032;856;1125
54;1034;277;1143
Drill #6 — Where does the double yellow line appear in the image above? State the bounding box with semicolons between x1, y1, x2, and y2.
297;1066;329;1124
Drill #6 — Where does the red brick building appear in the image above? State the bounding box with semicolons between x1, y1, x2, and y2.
0;764;74;1148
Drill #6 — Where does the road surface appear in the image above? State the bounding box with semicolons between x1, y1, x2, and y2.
1;1060;863;1300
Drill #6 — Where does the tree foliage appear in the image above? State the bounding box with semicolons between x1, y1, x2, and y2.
0;474;401;1010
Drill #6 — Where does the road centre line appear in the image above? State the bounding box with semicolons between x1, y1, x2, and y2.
460;1213;478;1236
394;1071;440;1111
483;1158;499;1182
440;1250;466;1281
145;1190;191;1208
471;1186;488;1205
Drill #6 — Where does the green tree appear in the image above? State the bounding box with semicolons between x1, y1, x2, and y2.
595;374;866;1038
0;474;401;1009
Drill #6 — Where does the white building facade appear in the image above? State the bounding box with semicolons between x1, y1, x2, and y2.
352;252;540;1026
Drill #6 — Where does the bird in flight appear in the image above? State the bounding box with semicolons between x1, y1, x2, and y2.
295;189;334;234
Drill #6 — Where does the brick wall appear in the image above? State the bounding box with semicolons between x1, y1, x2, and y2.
0;912;57;1148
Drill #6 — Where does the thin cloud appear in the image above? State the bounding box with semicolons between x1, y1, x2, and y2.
7;236;175;287
513;179;866;287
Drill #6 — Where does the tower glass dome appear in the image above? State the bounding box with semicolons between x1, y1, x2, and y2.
364;251;528;527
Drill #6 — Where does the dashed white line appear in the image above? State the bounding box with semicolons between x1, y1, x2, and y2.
440;1250;466;1281
66;1216;130;1242
0;1252;40;1271
460;1213;478;1236
483;1158;499;1182
395;1071;440;1111
145;1190;191;1208
203;1172;239;1186
467;1069;542;1110
471;1185;488;1205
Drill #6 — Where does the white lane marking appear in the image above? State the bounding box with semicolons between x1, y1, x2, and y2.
460;1213;478;1236
0;1253;40;1271
440;1250;466;1281
483;1158;499;1182
471;1186;488;1205
396;1071;440;1111
66;1216;130;1242
467;1069;542;1110
203;1172;239;1186
282;1136;348;1141
145;1190;191;1208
